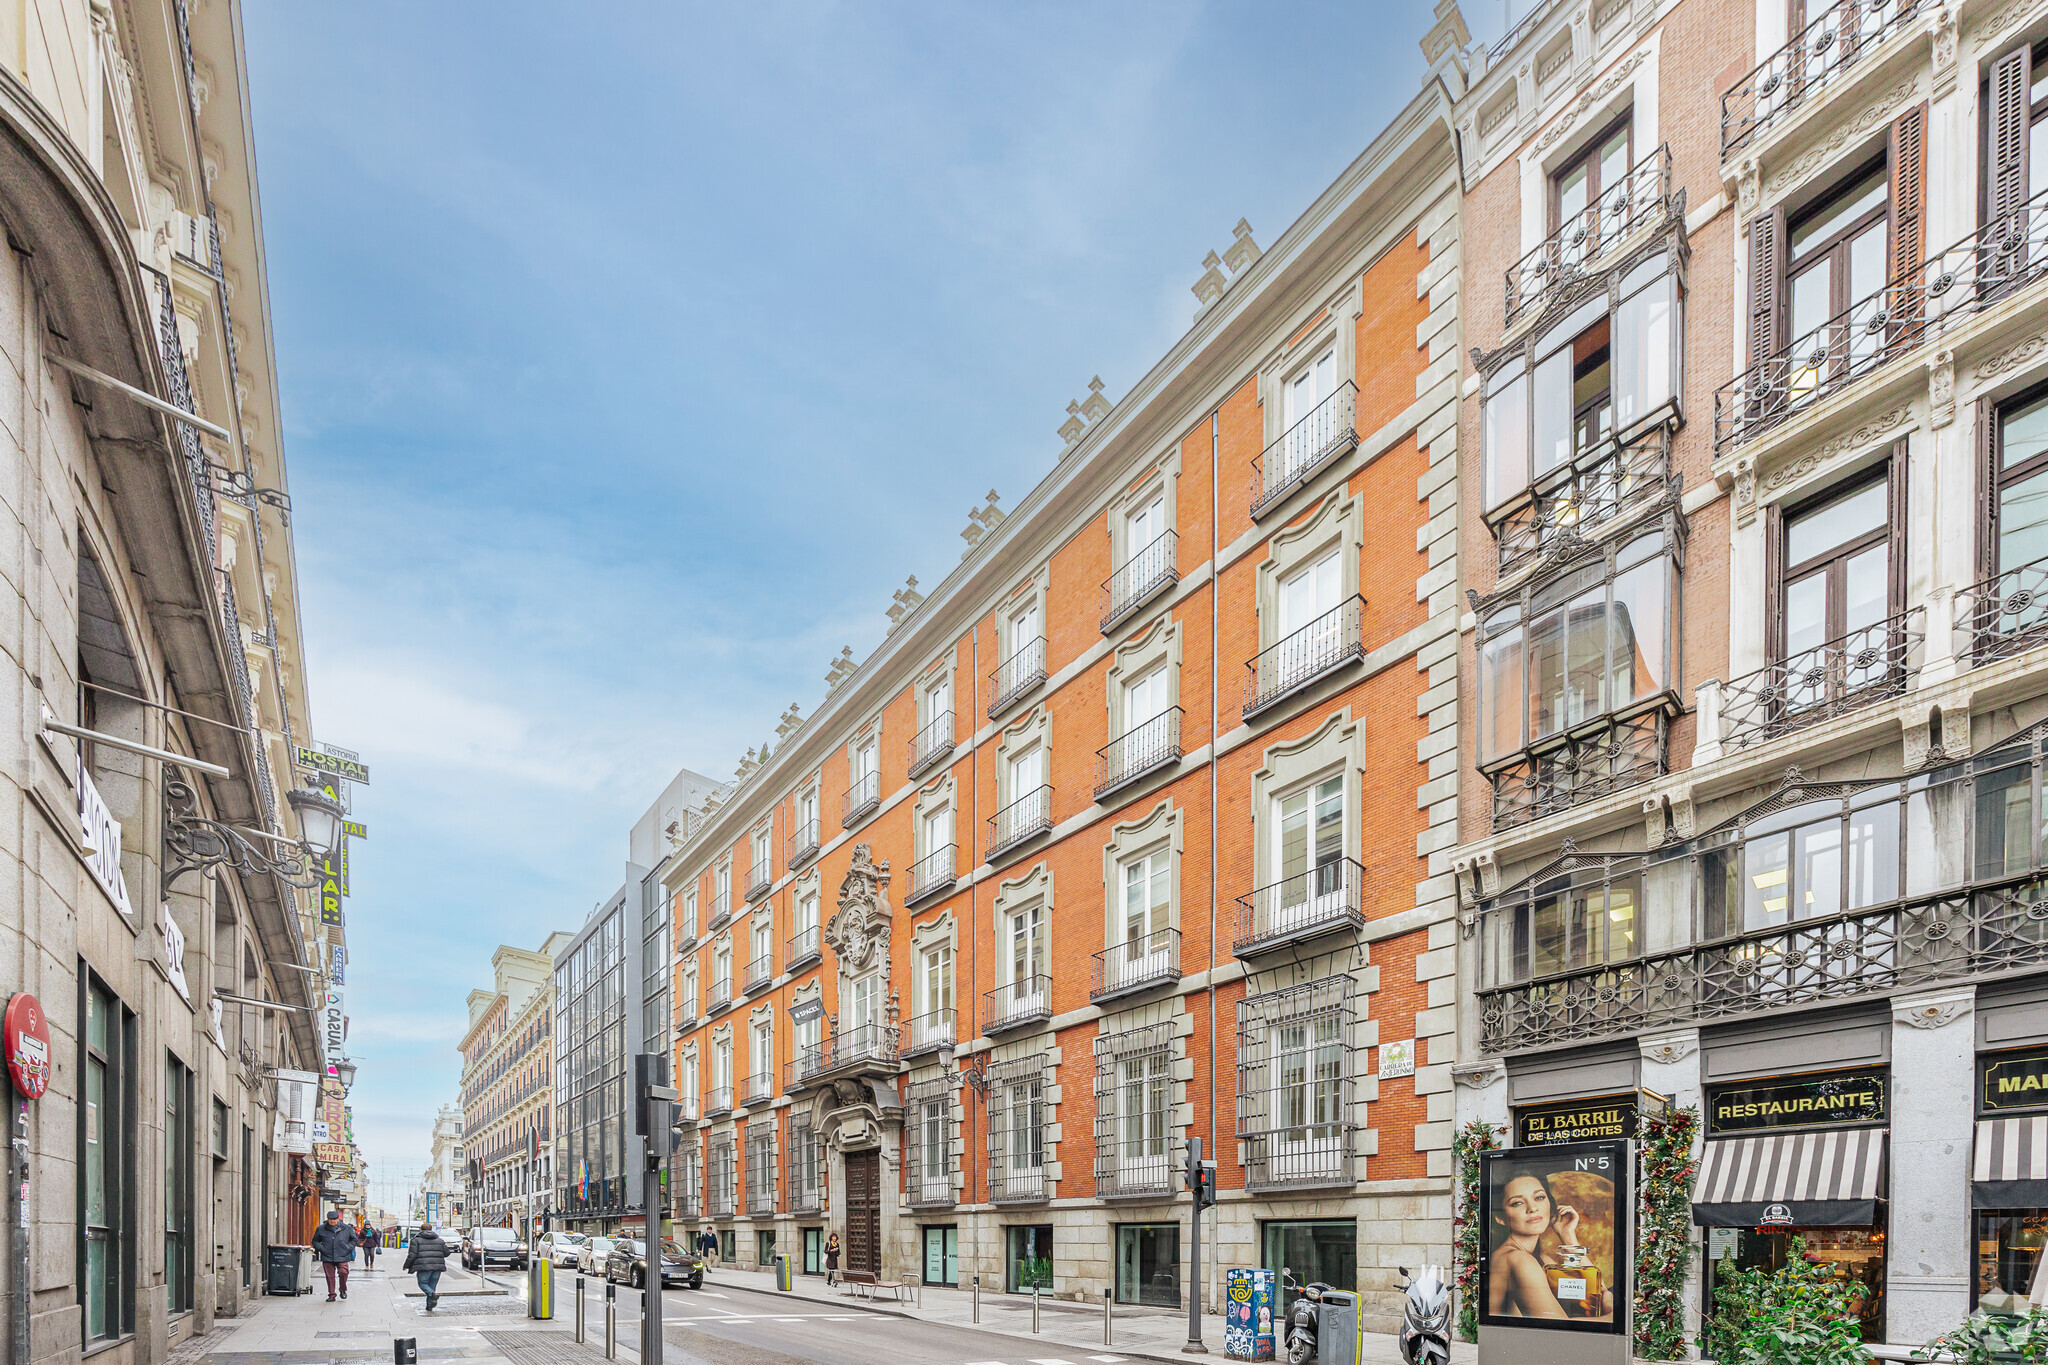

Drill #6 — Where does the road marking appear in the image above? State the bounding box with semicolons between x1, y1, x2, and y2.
1029;1359;1079;1364
1089;1358;1129;1363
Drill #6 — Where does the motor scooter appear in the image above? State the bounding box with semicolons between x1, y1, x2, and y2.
1281;1269;1331;1365
1398;1265;1451;1365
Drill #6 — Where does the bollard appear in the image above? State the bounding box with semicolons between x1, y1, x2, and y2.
1105;1288;1113;1346
604;1281;617;1361
1032;1286;1041;1335
972;1275;980;1324
574;1277;586;1344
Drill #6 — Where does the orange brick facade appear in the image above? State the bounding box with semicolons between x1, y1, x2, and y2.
656;90;1464;1331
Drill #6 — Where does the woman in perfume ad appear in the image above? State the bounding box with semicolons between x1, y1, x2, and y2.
1485;1160;1619;1324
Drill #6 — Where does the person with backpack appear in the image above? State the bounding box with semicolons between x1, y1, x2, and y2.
404;1221;451;1313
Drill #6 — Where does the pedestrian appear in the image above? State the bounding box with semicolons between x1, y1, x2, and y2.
823;1232;840;1288
360;1224;377;1271
698;1228;717;1262
312;1208;360;1301
404;1221;450;1314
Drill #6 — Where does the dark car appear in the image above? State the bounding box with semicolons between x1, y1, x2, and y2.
605;1237;702;1290
463;1227;528;1271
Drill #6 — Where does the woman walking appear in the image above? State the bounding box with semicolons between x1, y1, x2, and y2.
823;1232;840;1288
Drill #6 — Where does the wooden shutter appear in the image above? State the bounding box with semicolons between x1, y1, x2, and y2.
1991;45;2032;225
1748;209;1784;368
1979;398;2002;582
1886;440;1909;620
1889;104;1926;288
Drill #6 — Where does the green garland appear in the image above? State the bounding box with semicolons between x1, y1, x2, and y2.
1634;1104;1700;1361
1451;1119;1502;1344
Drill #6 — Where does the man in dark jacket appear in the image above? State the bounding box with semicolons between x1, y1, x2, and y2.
404;1222;451;1313
312;1209;359;1301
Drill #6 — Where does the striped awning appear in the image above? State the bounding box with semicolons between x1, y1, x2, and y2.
1974;1116;2048;1209
1690;1128;1886;1228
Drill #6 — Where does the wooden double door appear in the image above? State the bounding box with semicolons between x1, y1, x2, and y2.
843;1148;881;1282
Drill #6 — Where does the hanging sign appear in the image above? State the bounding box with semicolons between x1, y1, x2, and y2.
339;836;350;899
788;999;825;1023
329;943;346;986
343;820;368;840
322;987;346;1066
1708;1070;1888;1134
76;766;134;917
274;1069;317;1154
295;747;369;784
4;994;51;1099
1982;1045;2048;1114
318;850;343;927
1516;1094;1639;1147
161;905;190;1002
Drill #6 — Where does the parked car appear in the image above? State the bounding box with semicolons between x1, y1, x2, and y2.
463;1226;528;1271
539;1232;587;1268
577;1235;619;1276
605;1237;702;1291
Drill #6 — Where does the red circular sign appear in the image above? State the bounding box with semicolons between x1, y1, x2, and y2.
5;994;51;1100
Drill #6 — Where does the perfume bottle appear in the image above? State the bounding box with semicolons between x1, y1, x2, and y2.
1546;1244;1603;1314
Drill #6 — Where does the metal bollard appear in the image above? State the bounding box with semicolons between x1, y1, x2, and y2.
604;1282;617;1361
574;1277;585;1344
1032;1286;1041;1334
972;1275;980;1323
1104;1288;1113;1346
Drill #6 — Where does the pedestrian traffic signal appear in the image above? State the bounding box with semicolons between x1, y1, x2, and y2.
1192;1162;1217;1209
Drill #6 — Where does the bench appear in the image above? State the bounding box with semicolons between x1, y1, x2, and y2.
847;1279;919;1305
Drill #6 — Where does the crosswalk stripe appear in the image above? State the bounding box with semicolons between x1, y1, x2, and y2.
1029;1358;1078;1364
1089;1358;1128;1363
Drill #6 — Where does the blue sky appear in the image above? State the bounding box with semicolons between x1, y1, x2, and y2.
242;1;1459;1199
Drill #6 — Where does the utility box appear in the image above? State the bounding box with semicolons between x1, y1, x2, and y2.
1317;1290;1359;1365
265;1245;312;1296
775;1254;794;1291
528;1258;553;1319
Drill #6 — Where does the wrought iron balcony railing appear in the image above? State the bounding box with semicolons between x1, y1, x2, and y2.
705;1086;732;1118
708;894;732;932
903;1008;956;1059
673;1189;700;1219
988;637;1048;717
1485;704;1672;833
984;975;1053;1034
1243;597;1366;718
987;784;1053;860
1717;183;2048;451
1234;858;1367;957
785;926;821;972
746;1177;775;1216
1715;606;1923;753
1250;382;1359;519
745;871;771;903
784;1054;818;1091
744;951;774;994
803;1022;899;1079
673;1005;698;1036
786;819;820;869
1242;1123;1354;1192
1506;146;1673;326
1721;0;1917;156
1091;928;1181;1003
842;770;881;828
1488;424;1673;578
910;710;955;779
672;1095;699;1124
707;977;732;1014
1101;529;1180;633
1095;709;1183;799
989;1163;1049;1205
907;843;957;906
741;1072;772;1107
677;915;699;950
1958;555;2048;667
1480;870;2048;1054
1095;1150;1175;1199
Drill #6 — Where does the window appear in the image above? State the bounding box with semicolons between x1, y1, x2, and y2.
751;919;771;968
1010;601;1040;659
713;1040;732;1089
1784;162;1889;392
850;974;882;1032
1008;743;1044;797
1777;466;1898;679
795;1013;821;1063
1122;849;1170;946
1987;43;2048;230
164;1054;193;1315
1123;667;1169;733
750;1020;772;1081
927;675;950;724
920;944;953;1016
1278;550;1339;640
82;974;130;1343
1009;902;1046;983
1275;775;1344;895
1477;532;1676;760
797;891;818;935
855;740;877;783
752;828;771;881
1992;390;2048;582
715;865;731;911
1552;119;1632;247
921;806;952;862
713;944;731;993
1279;350;1338;481
1119;1050;1169;1166
1127;493;1165;559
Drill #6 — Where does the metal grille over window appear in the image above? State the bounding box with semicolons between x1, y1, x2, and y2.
987;1055;1052;1204
709;1138;736;1217
905;1076;956;1207
788;1121;821;1213
1236;979;1356;1192
745;1126;776;1215
674;1146;701;1218
1094;1023;1175;1197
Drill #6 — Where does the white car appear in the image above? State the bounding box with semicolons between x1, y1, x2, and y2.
540;1232;587;1268
577;1235;619;1277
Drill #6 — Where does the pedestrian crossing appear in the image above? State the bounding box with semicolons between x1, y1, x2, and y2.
961;1357;1127;1364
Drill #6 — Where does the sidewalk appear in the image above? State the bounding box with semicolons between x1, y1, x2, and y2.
696;1262;1478;1365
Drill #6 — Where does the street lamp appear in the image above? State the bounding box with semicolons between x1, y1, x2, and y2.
163;775;345;889
285;782;345;858
335;1059;358;1093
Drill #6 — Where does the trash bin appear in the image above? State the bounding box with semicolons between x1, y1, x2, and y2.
528;1258;553;1319
1316;1290;1359;1365
266;1245;312;1296
775;1254;794;1291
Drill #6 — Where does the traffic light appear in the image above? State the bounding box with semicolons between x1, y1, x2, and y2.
633;1053;675;1145
1182;1137;1217;1208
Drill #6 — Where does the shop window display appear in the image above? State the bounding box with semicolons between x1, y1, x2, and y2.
1707;1226;1886;1343
1262;1219;1357;1319
1977;1210;2048;1311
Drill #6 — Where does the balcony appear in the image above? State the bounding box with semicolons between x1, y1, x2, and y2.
673;1005;698;1037
1484;702;1673;833
1242;1126;1354;1193
1957;555;2048;668
1720;0;1918;157
786;819;820;870
705;1086;733;1119
910;710;955;779
1717;183;2048;452
1488;425;1672;580
708;895;733;932
746;865;772;903
785;926;821;972
983;976;1052;1035
744;951;774;995
1095;708;1183;799
1505;145;1673;327
1234;859;1367;958
986;785;1053;861
784;1054;819;1092
1250;382;1359;519
902;1008;956;1059
1091;928;1181;1004
1096;1150;1174;1200
707;977;732;1015
673;1189;700;1219
989;1163;1048;1205
741;1072;772;1108
987;636;1047;718
676;918;699;952
842;770;881;829
1479;869;2048;1055
672;1095;699;1124
802;1022;900;1083
1101;529;1180;634
709;1179;735;1219
906;844;957;907
1242;597;1366;719
1708;606;1924;755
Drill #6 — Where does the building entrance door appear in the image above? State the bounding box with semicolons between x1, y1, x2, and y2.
844;1148;881;1282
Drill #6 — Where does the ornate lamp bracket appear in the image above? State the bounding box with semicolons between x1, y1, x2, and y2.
162;769;320;890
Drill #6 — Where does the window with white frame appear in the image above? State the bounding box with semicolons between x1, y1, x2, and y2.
682;889;698;939
795;1010;821;1065
1124;666;1169;734
797;890;818;935
750;918;772;981
1235;979;1354;1189
713;1039;732;1089
679;964;698;1020
715;864;731;913
799;789;818;837
908;1079;952;1204
1008;743;1044;801
988;1059;1047;1200
1277;775;1344;892
713;943;731;994
1008;901;1045;985
1010;600;1040;658
1279;350;1338;481
750;1019;772;1083
1122;848;1170;948
848;974;883;1035
922;805;953;861
916;943;954;1051
927;674;950;724
1094;1024;1173;1195
1278;549;1341;641
751;828;771;884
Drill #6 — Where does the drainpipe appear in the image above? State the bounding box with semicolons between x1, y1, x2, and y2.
1207;410;1220;1320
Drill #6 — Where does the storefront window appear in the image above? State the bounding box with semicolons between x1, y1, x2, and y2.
1007;1224;1054;1292
1262;1219;1356;1319
1977;1210;2048;1310
923;1226;959;1287
1709;1227;1886;1342
802;1227;822;1276
1116;1224;1180;1307
756;1230;776;1266
718;1229;735;1263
